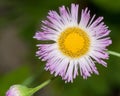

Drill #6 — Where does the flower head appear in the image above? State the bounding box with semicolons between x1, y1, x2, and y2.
34;4;112;82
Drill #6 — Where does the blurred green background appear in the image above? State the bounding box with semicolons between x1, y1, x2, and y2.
0;0;120;96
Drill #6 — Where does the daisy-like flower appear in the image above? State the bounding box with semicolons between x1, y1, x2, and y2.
34;4;112;82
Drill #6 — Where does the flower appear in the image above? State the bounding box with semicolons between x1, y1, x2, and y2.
34;4;112;82
6;85;31;96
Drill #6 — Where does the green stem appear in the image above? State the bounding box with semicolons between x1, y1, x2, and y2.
108;50;120;57
28;79;51;95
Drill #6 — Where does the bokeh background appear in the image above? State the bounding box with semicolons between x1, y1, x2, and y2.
0;0;120;96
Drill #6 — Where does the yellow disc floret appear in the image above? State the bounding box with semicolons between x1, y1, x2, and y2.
58;27;90;58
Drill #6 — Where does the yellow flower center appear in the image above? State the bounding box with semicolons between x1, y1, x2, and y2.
58;27;90;58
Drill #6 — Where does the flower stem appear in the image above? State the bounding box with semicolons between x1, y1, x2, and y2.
108;50;120;57
28;79;51;95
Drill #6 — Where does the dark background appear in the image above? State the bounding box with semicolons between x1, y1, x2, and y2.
0;0;120;96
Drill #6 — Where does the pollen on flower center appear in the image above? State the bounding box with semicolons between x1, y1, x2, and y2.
58;27;90;58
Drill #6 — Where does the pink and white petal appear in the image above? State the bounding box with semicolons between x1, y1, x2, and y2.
88;16;104;29
79;8;91;28
33;31;57;41
71;4;79;25
59;6;71;26
63;61;74;82
73;61;79;79
78;58;91;79
54;58;69;77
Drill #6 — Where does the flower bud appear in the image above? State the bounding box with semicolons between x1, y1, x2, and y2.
6;79;51;96
6;85;32;96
